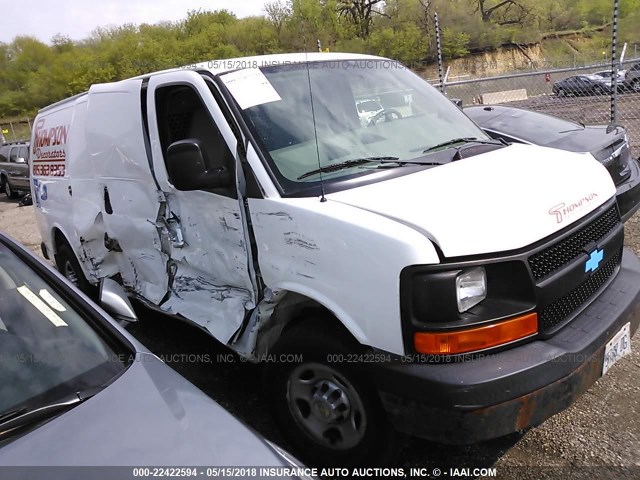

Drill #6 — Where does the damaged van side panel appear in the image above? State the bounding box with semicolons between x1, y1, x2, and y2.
158;193;256;343
145;71;258;344
66;100;119;282
83;80;171;304
245;198;441;357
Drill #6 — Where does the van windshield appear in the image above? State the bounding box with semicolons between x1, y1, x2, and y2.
220;60;488;195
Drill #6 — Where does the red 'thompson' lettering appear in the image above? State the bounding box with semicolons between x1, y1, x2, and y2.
32;118;69;177
549;193;599;224
33;122;68;151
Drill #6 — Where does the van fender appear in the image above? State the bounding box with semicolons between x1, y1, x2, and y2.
231;286;367;361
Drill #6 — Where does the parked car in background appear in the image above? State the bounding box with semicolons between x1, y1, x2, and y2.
593;69;626;85
0;231;309;474
0;141;30;199
465;105;640;221
625;62;640;92
552;74;610;96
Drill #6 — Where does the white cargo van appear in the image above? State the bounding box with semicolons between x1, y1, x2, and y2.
31;53;640;465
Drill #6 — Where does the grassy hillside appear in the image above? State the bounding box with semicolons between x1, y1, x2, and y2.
1;0;639;123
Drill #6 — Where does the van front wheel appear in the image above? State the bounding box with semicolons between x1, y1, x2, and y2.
265;318;401;466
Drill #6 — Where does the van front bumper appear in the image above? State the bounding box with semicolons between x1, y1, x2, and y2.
374;247;640;444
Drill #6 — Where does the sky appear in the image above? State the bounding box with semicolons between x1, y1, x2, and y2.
0;0;269;43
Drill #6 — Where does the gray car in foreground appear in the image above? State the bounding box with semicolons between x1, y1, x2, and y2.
0;232;310;478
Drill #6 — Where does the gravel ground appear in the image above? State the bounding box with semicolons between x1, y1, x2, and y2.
1;193;639;478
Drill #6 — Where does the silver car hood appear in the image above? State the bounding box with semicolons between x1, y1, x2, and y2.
0;354;284;467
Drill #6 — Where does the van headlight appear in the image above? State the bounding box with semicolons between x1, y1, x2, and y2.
456;267;487;312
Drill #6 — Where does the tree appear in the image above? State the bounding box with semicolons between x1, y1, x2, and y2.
337;0;387;38
228;17;280;55
283;0;346;51
265;0;292;39
474;0;530;25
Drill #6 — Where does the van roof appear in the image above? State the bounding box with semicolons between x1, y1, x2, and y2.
38;52;389;114
138;52;387;78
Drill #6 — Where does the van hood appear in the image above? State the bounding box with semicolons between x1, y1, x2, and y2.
327;143;616;258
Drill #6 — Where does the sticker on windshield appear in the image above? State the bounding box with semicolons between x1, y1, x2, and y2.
221;68;282;110
18;285;68;327
39;288;66;312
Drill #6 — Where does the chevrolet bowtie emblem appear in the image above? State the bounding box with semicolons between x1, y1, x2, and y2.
585;249;604;273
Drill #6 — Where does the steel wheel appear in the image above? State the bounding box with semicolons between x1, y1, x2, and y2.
632;80;640;92
265;317;402;466
287;362;367;450
63;258;80;286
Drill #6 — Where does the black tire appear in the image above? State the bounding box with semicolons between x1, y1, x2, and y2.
264;316;402;467
55;243;95;297
2;177;18;199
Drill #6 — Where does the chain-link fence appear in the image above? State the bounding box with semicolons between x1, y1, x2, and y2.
0;119;32;144
438;58;640;151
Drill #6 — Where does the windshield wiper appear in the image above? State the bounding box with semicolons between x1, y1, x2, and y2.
0;387;104;436
422;137;504;153
297;157;400;180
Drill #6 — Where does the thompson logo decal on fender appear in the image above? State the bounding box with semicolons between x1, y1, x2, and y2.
549;193;599;224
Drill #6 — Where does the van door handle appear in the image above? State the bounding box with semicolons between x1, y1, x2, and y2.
68;186;72;196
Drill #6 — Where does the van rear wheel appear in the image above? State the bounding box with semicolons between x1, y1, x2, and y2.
56;243;94;296
264;317;401;466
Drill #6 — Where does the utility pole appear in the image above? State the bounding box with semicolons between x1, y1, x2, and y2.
434;12;444;93
610;0;620;125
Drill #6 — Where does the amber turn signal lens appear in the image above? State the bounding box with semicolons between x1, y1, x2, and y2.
414;313;538;355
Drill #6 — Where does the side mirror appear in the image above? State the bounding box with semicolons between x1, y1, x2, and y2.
166;139;232;191
99;278;137;324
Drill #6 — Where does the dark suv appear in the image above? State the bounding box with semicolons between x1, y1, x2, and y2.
0;141;30;198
